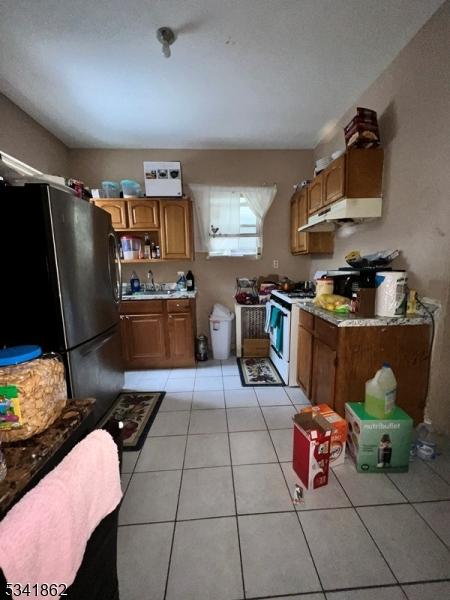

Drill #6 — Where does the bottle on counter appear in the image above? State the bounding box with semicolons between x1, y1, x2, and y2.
154;244;161;259
150;241;156;259
144;234;151;259
177;271;187;291
130;271;141;293
186;270;195;292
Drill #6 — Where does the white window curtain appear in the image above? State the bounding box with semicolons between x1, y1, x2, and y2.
190;184;277;258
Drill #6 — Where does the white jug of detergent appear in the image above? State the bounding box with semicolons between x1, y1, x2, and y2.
365;363;397;419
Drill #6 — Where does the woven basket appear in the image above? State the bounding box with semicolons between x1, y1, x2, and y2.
0;354;67;442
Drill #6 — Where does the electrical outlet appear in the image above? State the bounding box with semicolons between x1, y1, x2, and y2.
273;259;279;269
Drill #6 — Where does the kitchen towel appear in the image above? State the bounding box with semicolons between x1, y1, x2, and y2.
0;429;122;598
269;306;284;353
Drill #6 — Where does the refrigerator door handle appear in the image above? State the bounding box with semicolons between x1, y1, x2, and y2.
79;329;116;357
108;231;122;304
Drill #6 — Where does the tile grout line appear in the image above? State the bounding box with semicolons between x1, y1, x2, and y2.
332;467;403;588
258;402;326;596
224;397;247;600
162;404;193;600
406;497;450;551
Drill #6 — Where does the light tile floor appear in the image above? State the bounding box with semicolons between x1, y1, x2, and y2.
119;359;450;600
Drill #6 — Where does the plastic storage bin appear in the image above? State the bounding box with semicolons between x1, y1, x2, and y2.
120;179;141;198
209;304;234;360
101;181;121;198
120;236;141;260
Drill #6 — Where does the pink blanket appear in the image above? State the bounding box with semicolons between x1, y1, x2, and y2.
0;429;122;598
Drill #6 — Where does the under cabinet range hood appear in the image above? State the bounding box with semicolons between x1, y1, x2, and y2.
298;197;382;232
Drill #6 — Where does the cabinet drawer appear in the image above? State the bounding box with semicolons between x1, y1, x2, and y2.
314;317;338;349
299;310;314;332
120;300;164;314
167;299;191;313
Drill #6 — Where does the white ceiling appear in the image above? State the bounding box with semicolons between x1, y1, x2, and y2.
0;0;443;149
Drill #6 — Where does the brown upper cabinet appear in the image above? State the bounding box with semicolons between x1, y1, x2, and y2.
127;199;159;229
290;188;334;255
94;197;194;261
160;199;193;260
94;200;128;229
308;147;384;216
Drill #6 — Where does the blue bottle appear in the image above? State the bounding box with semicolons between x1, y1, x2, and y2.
130;271;141;293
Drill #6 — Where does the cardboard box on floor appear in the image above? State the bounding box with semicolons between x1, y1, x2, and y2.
299;404;347;466
292;412;332;490
345;402;413;473
242;338;270;357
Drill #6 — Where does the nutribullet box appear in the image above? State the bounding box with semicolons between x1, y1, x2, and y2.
345;402;413;473
292;412;332;489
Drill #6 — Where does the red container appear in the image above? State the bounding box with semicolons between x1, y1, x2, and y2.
292;412;332;490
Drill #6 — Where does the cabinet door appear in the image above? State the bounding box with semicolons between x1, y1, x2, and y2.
94;200;128;229
160;199;193;260
123;314;166;367
323;155;345;206
297;189;308;253
290;194;300;254
297;325;313;397
168;312;194;365
308;175;323;215
311;338;336;408
127;199;159;229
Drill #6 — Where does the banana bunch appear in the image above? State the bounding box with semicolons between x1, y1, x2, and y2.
314;293;350;313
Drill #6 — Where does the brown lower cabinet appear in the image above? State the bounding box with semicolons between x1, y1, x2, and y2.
297;309;431;425
120;299;196;368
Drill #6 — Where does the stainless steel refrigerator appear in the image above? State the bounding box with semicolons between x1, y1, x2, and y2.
1;183;124;423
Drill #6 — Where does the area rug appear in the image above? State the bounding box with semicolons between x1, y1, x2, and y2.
100;391;165;451
237;357;284;386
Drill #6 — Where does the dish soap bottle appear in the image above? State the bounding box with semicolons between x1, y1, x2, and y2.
365;363;397;419
186;270;195;292
177;271;187;291
130;271;141;293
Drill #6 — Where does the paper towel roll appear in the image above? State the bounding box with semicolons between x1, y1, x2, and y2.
375;271;408;317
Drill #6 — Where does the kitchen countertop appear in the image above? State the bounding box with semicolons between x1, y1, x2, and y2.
299;303;431;327
121;290;197;301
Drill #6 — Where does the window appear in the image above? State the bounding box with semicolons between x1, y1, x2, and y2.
190;185;277;258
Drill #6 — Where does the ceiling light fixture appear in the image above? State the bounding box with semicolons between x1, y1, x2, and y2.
156;27;176;58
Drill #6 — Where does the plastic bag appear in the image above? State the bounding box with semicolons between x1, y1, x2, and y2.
314;294;350;313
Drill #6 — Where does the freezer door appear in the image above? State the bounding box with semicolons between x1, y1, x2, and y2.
65;324;124;423
48;187;121;349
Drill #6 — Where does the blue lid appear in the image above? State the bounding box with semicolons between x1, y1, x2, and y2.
0;345;42;367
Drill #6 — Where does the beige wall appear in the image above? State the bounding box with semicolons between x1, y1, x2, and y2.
311;1;450;432
0;93;68;175
69;149;315;341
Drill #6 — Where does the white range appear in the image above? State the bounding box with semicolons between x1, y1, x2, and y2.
268;289;315;386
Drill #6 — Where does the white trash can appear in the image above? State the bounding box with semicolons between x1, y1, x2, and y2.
209;303;235;360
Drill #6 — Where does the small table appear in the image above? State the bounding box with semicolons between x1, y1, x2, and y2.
0;398;96;518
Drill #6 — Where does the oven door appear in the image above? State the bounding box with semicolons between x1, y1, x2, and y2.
268;299;291;383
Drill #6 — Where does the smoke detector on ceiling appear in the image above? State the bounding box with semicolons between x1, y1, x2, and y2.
157;27;176;58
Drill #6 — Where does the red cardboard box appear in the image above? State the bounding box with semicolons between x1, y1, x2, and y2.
299;404;347;466
292;412;332;490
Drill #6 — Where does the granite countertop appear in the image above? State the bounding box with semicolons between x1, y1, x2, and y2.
300;303;432;327
0;398;95;517
121;290;197;301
